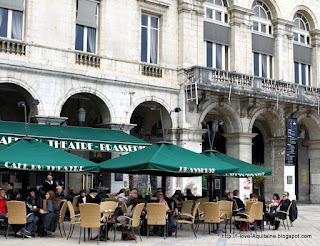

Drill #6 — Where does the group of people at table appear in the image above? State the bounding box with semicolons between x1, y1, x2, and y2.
0;175;293;239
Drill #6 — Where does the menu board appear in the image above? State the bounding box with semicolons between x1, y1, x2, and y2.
285;118;298;166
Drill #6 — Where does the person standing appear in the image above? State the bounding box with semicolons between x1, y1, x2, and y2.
6;183;14;200
43;175;57;194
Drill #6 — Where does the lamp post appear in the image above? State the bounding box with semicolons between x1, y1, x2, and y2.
18;99;40;137
201;120;224;201
78;106;86;126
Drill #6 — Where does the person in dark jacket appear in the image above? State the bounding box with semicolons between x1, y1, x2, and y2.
27;189;43;208
77;190;93;207
233;190;245;210
6;183;14;200
92;187;109;204
39;191;60;234
42;175;57;194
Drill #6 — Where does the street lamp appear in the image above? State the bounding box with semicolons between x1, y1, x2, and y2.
201;120;224;150
18;99;40;137
78;106;86;126
150;105;181;142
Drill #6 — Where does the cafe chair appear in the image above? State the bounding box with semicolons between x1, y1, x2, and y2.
202;202;227;236
58;201;68;237
66;201;81;240
218;200;233;233
196;198;208;204
73;195;80;214
245;201;255;212
6;201;35;239
146;203;167;239
276;201;293;230
234;202;258;234
195;203;204;232
79;203;104;245
43;199;48;211
254;202;264;232
175;202;199;238
100;201;118;222
180;200;194;220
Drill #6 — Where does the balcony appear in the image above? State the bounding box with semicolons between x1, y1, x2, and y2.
75;52;100;67
141;64;162;78
0;38;26;55
185;66;320;107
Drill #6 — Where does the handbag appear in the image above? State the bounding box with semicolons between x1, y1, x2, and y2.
240;223;247;231
122;232;137;240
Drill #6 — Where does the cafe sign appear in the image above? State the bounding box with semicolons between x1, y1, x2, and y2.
4;161;85;172
0;135;147;152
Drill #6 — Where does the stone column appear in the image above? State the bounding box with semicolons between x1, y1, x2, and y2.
310;30;320;87
223;133;257;201
228;5;254;74
308;140;320;203
170;128;206;196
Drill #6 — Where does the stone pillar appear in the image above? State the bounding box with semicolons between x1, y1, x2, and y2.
229;5;254;74
310;30;320;87
224;133;257;201
308;141;320;203
170;128;206;196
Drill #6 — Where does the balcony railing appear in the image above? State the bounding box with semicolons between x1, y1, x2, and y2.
75;52;100;67
141;64;162;78
0;39;26;55
185;66;320;107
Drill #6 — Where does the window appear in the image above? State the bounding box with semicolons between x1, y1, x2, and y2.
251;1;272;35
205;0;228;24
253;52;272;78
294;62;310;86
293;13;310;45
141;14;159;64
75;0;98;53
0;7;23;40
207;42;229;70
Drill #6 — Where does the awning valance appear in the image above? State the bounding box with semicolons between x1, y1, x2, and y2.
0;121;150;152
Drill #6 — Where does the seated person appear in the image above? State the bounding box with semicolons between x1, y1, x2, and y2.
55;186;65;200
157;192;177;236
0;189;7;220
115;188;130;201
65;187;76;202
27;189;43;208
92;187;109;204
233;190;245;211
10;189;39;236
172;191;184;210
39;191;60;234
269;193;281;212
77;190;93;207
185;188;195;201
250;193;257;202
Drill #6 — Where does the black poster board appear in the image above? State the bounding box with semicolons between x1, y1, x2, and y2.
285;118;298;166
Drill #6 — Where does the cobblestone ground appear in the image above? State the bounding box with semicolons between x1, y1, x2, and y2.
2;204;319;246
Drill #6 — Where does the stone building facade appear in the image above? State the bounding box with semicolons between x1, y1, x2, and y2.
0;0;320;203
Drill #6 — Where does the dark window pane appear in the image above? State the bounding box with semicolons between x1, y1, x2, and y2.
253;22;258;31
142;14;148;26
215;0;222;6
225;46;228;70
206;42;213;68
206;9;213;19
75;25;84;51
294;62;299;84
301;64;306;85
150;29;158;64
216;44;222;69
254;53;259;76
151;16;158;29
261;24;266;33
293;33;298;42
86;27;96;53
11;10;23;40
141;26;148;62
0;8;8;38
300;35;305;43
215;11;222;21
261;54;267;78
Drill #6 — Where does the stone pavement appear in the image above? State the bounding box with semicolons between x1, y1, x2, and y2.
2;204;319;246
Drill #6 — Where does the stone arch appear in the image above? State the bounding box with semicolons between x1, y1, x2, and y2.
0;77;43;115
127;96;173;126
199;101;242;133
248;106;284;137
291;5;318;30
292;111;320;140
56;87;115;123
250;0;281;20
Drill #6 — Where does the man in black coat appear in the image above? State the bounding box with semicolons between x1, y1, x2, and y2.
77;190;93;207
42;175;57;194
233;190;245;211
92;187;109;204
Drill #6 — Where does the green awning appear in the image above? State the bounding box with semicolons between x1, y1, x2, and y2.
201;150;272;177
0;121;150;152
0;138;99;172
99;142;239;177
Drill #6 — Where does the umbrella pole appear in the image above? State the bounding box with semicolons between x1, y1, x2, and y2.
209;175;213;202
162;175;166;196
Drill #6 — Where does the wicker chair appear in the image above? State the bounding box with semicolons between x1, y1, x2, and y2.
73;195;80;214
6;201;35;239
175;202;199;238
122;202;127;214
202;202;227;236
43;199;47;211
146;203;167;239
66;201;81;240
234;202;258;234
180;200;194;220
276;201;293;230
218;200;233;233
254;202;264;232
245;201;255;212
196;198;208;204
100;201;118;222
195;203;204;232
79;203;104;245
58;201;68;237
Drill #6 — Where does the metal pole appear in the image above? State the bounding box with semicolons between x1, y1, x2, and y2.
159;109;166;142
164;112;172;142
26;107;33;137
23;104;28;136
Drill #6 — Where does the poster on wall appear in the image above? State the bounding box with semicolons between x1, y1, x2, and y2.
285;118;298;166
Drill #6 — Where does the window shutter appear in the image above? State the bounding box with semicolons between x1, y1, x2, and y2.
252;33;274;56
294;44;312;65
204;21;230;46
0;0;24;11
76;0;98;28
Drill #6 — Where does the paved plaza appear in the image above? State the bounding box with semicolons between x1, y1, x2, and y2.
2;204;319;246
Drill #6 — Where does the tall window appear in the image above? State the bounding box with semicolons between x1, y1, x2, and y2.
75;0;98;53
205;0;228;24
251;0;272;35
0;8;23;40
293;13;310;45
141;14;159;64
207;42;229;70
253;52;272;78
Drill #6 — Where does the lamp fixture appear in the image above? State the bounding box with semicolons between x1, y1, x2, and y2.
17;99;40;137
78;106;86;126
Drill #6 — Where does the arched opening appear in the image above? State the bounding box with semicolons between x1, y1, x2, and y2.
252;126;265;196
